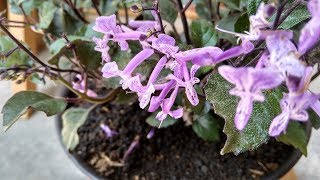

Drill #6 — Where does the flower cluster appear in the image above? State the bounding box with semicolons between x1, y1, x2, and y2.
219;0;320;136
92;11;253;127
93;0;320;136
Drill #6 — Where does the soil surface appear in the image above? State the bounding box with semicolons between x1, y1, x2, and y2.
73;102;295;180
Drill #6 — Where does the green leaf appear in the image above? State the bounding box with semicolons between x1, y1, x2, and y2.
219;0;240;10
48;36;92;65
192;113;220;141
309;109;320;130
278;5;311;29
159;0;178;24
62;107;93;151
46;7;84;36
0;36;32;68
38;1;58;29
277;122;308;156
1;91;67;131
247;0;264;15
217;15;240;44
146;112;177;128
100;0;120;15
191;19;217;47
204;73;283;155
234;13;250;33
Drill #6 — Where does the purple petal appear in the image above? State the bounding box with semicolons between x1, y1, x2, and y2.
250;68;283;91
93;15;119;34
175;47;223;65
118;40;129;51
307;0;320;18
266;34;297;64
152;34;179;56
156;111;167;121
168;108;183;119
234;98;253;130
100;124;118;138
268;112;290;137
218;65;241;85
311;100;320;118
146;128;155;139
123;49;154;74
298;18;320;55
122;138;139;161
102;62;119;78
185;82;199;106
147;56;167;86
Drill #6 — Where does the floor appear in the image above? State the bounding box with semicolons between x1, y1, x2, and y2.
0;79;320;180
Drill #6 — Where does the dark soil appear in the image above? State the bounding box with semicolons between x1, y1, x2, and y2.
72;102;295;180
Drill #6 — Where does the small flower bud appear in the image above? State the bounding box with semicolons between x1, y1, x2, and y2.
130;4;143;13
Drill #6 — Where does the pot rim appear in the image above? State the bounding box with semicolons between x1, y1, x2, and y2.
55;88;313;180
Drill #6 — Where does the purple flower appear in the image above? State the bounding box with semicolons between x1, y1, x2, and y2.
100;124;118;138
146;128;155;139
137;56;167;109
72;75;97;98
269;92;319;136
152;34;179;57
122;137;139;161
92;36;110;62
101;49;154;91
167;63;200;106
298;0;320;55
174;46;223;65
93;15;145;50
156;85;183;127
218;66;283;130
215;40;254;62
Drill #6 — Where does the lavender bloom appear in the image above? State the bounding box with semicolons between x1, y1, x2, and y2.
298;0;320;55
167;63;200;106
101;49;154;91
156;85;183;127
146;128;155;139
122;137;139;161
137;56;167;109
218;66;283;130
269;92;319;136
93;15;145;50
174;46;223;65
100;124;118;138
148;80;176;112
216;3;275;41
152;34;179;57
215;40;254;62
72;75;97;98
92;37;110;62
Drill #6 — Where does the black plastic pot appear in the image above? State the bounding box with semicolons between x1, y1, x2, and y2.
55;89;312;180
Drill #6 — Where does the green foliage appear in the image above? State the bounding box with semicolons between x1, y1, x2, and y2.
204;73;283;155
191;19;218;47
62;107;93;151
234;13;250;33
277;122;308;156
1;91;67;131
246;0;264;15
159;0;178;24
146;112;177;128
38;1;58;29
192;113;220;141
309;109;320;130
0;36;32;68
278;5;311;29
100;0;121;15
48;36;92;65
217;15;240;44
219;0;240;10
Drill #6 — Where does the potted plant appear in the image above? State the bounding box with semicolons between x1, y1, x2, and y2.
1;0;319;179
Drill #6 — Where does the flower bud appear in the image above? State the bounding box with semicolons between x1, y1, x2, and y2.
130;4;143;13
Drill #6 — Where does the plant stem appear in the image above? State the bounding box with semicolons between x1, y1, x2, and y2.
64;0;89;23
143;6;165;33
176;0;191;44
277;0;302;27
122;0;129;25
272;0;288;30
0;20;81;74
180;0;193;13
91;0;101;16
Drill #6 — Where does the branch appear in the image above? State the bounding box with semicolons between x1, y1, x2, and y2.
180;0;193;13
63;0;89;24
0;20;81;74
176;0;191;44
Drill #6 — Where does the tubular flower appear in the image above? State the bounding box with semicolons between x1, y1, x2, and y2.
218;66;283;130
72;75;97;98
100;124;118;138
298;0;320;55
92;36;111;62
